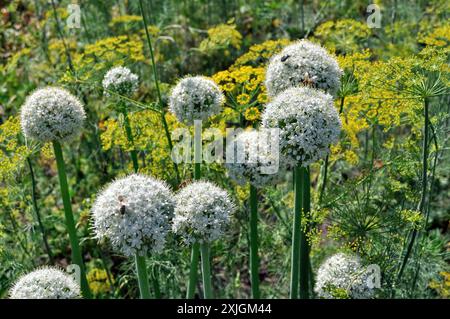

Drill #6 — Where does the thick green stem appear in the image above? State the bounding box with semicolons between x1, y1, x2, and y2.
135;254;151;299
300;167;311;299
397;98;429;283
249;185;260;298
139;0;180;184
185;126;202;298
187;242;200;299
200;243;213;299
27;157;54;263
194;163;201;180
52;141;91;298
290;165;303;299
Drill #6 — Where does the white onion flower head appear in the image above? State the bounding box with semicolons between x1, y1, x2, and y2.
9;267;80;299
265;40;343;97
262;87;341;167
315;253;375;299
91;174;175;257
169;76;225;125
102;66;139;97
20;87;86;142
226;130;285;187
173;181;235;244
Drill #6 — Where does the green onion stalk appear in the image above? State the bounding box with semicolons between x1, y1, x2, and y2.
290;165;310;299
52;141;92;298
135;254;151;299
187;121;203;298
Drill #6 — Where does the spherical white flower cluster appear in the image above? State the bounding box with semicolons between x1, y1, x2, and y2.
226;130;285;187
91;174;175;257
262;87;341;167
20;87;86;142
102;66;139;97
265;40;343;97
314;253;375;299
9;267;80;299
172;181;235;244
169;76;225;125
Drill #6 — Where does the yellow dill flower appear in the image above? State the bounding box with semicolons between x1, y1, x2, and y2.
232;39;291;68
257;93;268;104
109;15;142;26
199;24;242;53
418;22;450;47
314;19;371;53
0;117;30;182
236;185;249;202
87;268;114;295
245;79;259;91
100;110;181;179
237;93;251;105
244;107;261;121
222;83;235;92
212;70;231;84
343;150;359;165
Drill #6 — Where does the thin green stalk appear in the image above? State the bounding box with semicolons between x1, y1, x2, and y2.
290;165;303;299
397;98;429;283
97;247;116;296
249;185;260;298
150;267;161;298
187;131;202;298
300;167;311;299
52;141;91;298
411;119;440;292
50;0;75;74
139;0;180;184
135;254;151;299
200;243;213;299
121;108;139;173
187;242;200;298
27;157;54;263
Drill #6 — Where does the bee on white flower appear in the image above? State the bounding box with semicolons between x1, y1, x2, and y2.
10;267;81;299
169;76;225;125
265;40;343;97
91;174;175;257
20;87;86;142
172;181;235;244
262;87;341;167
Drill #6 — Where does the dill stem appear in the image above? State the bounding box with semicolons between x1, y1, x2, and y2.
139;0;180;184
27;157;54;263
249;184;260;298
